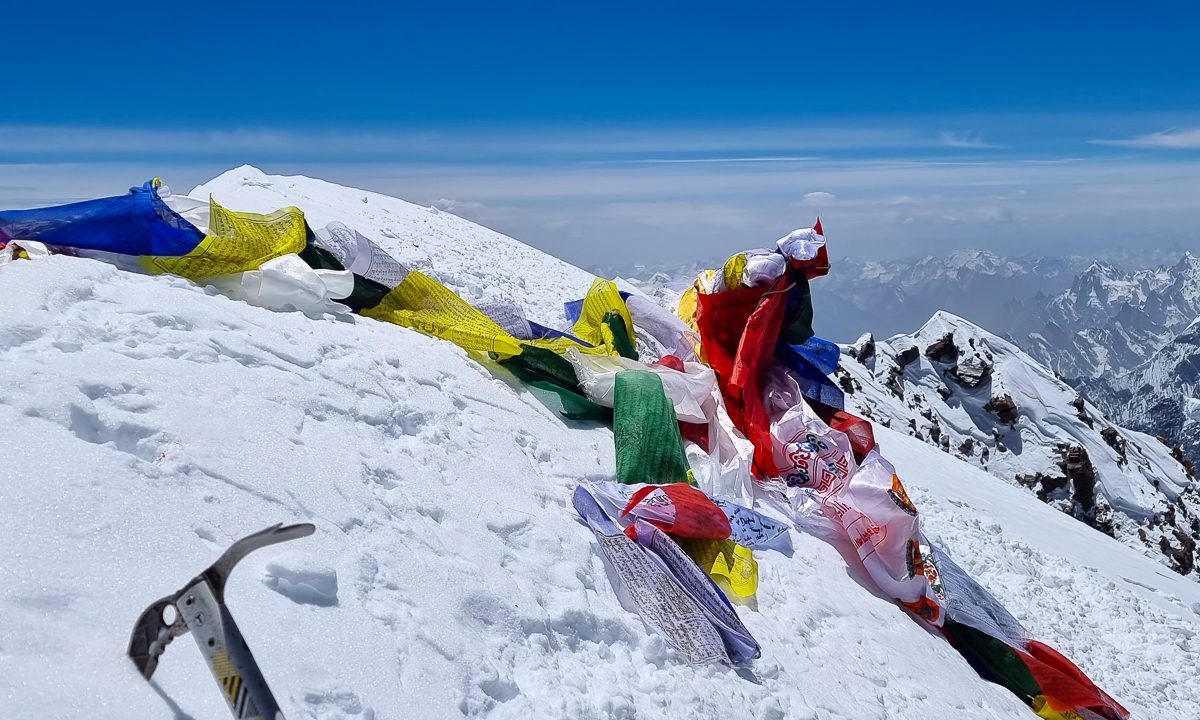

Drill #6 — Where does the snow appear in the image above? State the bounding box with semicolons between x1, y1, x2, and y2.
840;310;1196;549
2;167;1199;719
192;165;597;328
1187;398;1200;424
1030;252;1200;380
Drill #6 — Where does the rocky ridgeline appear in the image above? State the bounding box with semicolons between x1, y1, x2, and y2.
837;313;1200;579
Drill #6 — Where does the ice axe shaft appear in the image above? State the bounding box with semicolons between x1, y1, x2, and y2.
128;523;316;720
181;576;280;719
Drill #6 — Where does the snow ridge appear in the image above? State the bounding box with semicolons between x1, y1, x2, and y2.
839;311;1200;579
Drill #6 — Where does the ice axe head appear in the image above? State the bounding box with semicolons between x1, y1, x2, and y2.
127;523;315;681
128;596;189;679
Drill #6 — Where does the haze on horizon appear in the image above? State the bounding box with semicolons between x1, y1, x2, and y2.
3;2;1198;268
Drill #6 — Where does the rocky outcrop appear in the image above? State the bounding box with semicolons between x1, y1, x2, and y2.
984;393;1019;424
847;332;875;363
1161;531;1197;575
918;330;993;387
1169;442;1195;479
924;333;958;363
835;308;1200;580
1018;471;1069;500
1071;395;1094;428
1100;426;1128;465
1058;444;1098;511
953;356;992;387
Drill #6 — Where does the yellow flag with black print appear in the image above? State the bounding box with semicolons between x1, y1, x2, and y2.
142;197;306;279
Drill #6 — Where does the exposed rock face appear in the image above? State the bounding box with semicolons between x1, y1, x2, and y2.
1100;426;1128;465
959;437;975;455
1162;531;1197;575
917;329;993;387
848;332;875;362
985;393;1019;424
895;345;920;369
1071;395;1094;428
1058;444;1098;511
885;367;904;398
924;333;958;363
954;356;992;387
1169;443;1196;479
1019;471;1069;500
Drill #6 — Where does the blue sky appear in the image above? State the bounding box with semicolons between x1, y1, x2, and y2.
3;2;1200;267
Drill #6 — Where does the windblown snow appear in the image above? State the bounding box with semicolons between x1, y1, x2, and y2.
2;167;1198;719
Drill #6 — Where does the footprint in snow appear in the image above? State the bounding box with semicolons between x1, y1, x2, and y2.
193;526;222;551
299;686;374;720
263;556;339;607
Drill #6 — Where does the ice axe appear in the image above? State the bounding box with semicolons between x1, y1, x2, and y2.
128;522;316;720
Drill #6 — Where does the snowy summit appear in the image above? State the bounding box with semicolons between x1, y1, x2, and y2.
1;168;1198;720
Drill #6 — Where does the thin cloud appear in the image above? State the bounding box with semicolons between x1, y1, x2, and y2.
800;191;836;206
938;131;1000;149
432;198;485;212
589;156;821;165
6;134;1200;269
0;123;949;165
1091;127;1200;149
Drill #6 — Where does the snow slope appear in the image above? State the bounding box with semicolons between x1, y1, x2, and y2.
839;312;1200;577
2;168;1198;719
191;165;598;326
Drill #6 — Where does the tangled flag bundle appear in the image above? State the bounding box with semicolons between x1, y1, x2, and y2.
0;180;1129;719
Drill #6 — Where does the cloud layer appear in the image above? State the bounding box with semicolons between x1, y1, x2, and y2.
2;118;1199;268
1092;127;1200;149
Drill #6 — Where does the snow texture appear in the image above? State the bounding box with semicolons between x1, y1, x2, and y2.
2;167;1198;719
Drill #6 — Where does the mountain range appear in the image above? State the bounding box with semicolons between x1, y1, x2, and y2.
1014;255;1200;477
